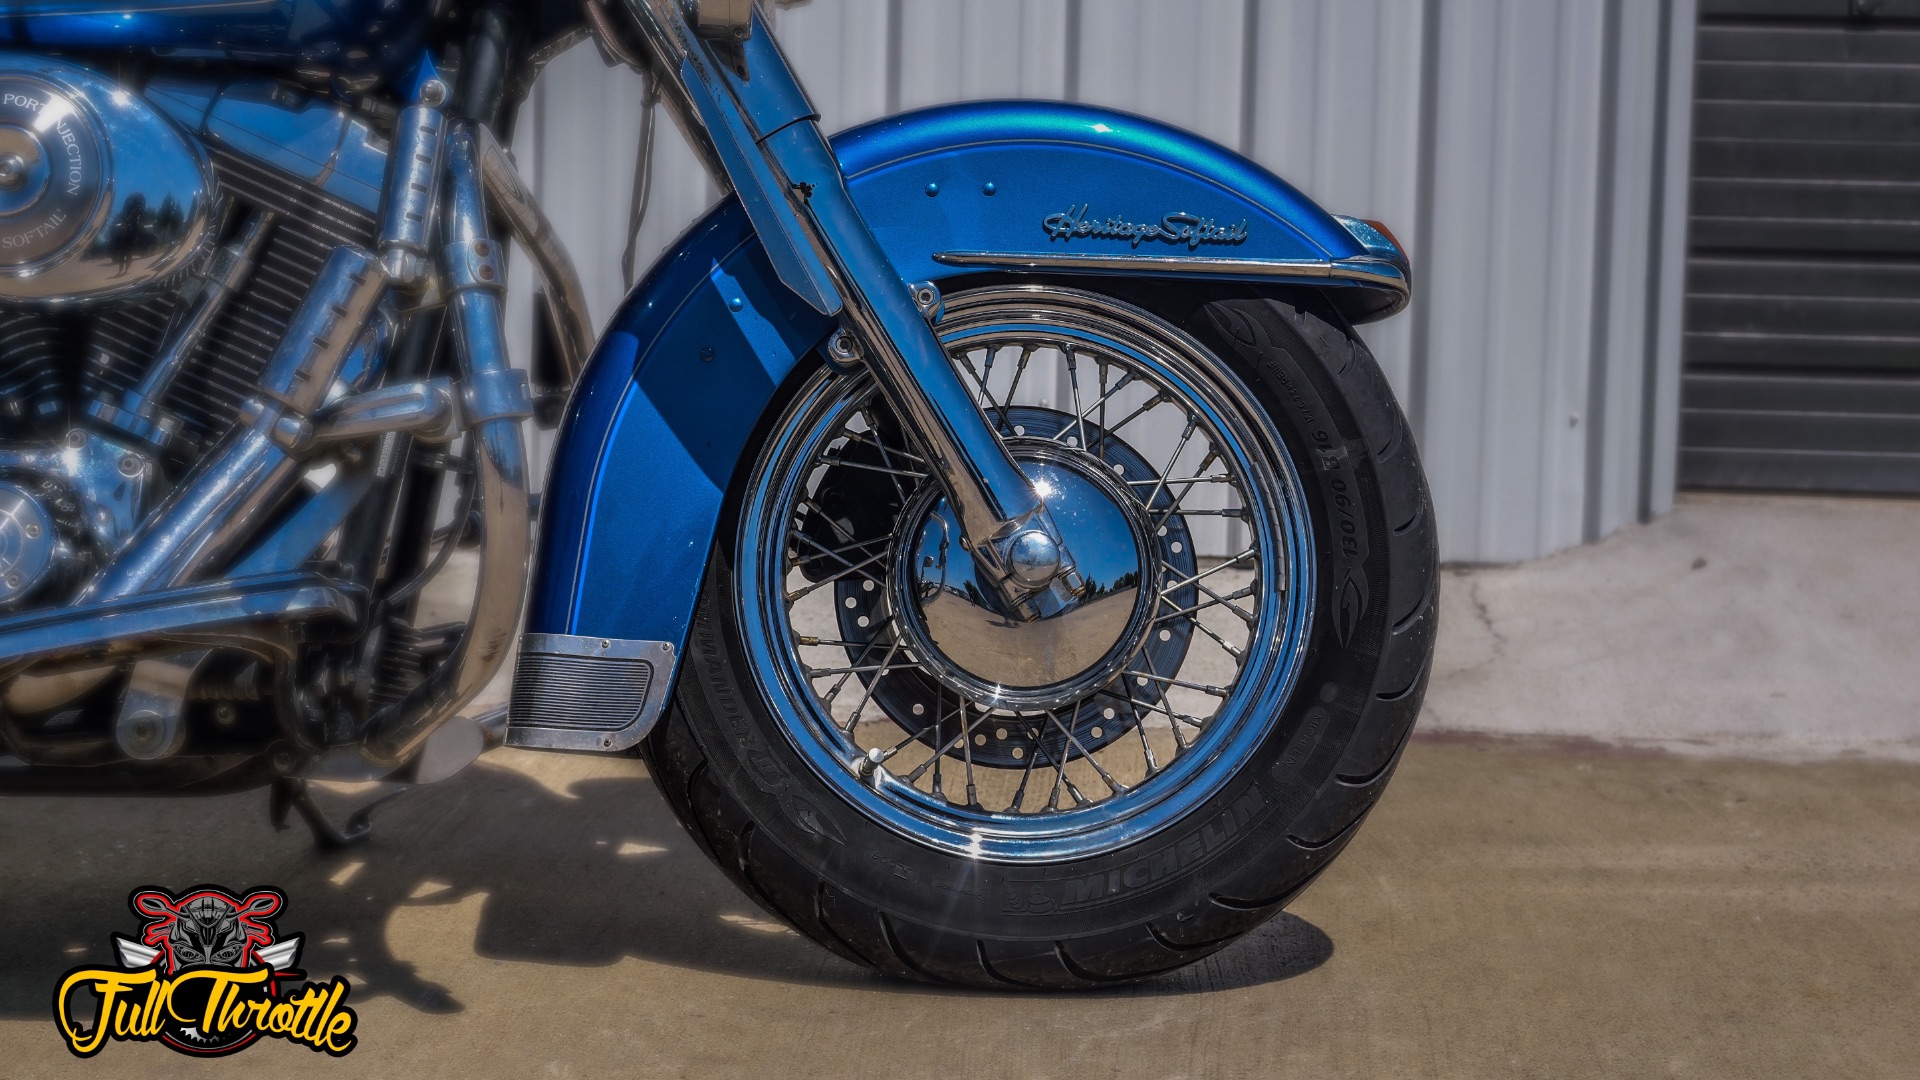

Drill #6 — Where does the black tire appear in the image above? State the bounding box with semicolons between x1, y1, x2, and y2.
645;286;1438;987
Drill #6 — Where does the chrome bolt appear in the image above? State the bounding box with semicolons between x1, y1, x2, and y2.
0;153;27;190
22;523;39;539
119;454;142;477
65;430;86;449
5;573;20;589
214;703;238;727
826;329;861;365
419;78;449;108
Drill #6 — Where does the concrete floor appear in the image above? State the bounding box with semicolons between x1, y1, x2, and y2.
2;741;1915;1077
1423;493;1920;760
1;493;1917;1076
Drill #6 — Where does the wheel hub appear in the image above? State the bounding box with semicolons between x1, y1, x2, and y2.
894;443;1155;708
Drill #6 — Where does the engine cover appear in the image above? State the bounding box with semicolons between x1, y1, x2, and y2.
0;55;214;303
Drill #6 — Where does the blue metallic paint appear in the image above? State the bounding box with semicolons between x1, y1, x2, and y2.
530;100;1408;698
146;77;390;211
0;0;430;72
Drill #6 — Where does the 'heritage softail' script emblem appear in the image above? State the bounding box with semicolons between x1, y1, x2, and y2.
1042;204;1249;249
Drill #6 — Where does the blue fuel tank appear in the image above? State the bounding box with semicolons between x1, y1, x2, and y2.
0;1;433;74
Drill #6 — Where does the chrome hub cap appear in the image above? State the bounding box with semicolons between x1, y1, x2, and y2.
896;442;1156;706
739;287;1315;861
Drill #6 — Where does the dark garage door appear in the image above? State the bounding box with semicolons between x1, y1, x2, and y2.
1682;0;1920;493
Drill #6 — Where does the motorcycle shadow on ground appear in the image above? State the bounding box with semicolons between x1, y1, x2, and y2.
0;750;1331;1016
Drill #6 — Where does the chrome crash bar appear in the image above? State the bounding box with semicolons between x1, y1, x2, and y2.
361;122;533;768
0;119;545;775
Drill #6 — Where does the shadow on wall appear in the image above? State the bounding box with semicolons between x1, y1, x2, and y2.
0;755;1330;1014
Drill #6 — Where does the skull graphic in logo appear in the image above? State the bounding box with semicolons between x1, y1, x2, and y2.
109;886;303;1054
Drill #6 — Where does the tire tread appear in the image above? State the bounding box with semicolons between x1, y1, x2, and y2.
644;287;1438;989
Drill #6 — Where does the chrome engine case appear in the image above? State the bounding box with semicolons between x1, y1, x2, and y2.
0;54;215;303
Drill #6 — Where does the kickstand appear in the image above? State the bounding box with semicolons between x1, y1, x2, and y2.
269;777;408;851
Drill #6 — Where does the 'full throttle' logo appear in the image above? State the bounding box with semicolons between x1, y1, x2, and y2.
52;884;358;1059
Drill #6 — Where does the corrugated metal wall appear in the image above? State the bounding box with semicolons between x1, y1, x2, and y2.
508;0;1698;563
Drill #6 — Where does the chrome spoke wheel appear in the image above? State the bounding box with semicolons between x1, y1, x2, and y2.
737;287;1316;861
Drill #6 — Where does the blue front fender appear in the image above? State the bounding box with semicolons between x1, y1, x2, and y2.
528;99;1408;678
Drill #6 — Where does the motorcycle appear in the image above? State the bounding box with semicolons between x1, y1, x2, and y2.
0;0;1437;988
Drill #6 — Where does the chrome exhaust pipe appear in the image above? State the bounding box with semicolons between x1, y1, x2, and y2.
361;122;533;769
0;573;365;683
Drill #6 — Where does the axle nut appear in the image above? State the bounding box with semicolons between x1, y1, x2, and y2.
1006;529;1062;587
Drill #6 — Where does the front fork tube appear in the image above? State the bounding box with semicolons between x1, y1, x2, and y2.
784;140;1085;605
616;0;1080;611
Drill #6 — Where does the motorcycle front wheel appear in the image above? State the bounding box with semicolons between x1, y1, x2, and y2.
646;283;1438;987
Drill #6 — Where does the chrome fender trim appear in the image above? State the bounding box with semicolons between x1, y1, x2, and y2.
505;634;675;752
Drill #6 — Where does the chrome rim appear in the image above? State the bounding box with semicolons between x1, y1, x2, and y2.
737;287;1315;861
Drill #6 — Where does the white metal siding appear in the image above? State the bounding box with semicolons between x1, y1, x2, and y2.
508;0;1696;563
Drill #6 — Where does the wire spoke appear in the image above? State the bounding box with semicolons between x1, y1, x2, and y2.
1147;450;1228;522
1099;391;1166;439
841;637;905;734
838;429;927;467
818;457;928;482
1002;345;1034;418
766;311;1296;825
905;692;990;784
1141;415;1199;509
1162;548;1257;593
1133;697;1162;775
856;409;913;503
1126;474;1236;488
1124;684;1206;747
1043;708;1128;796
1184;612;1247;664
1131;670;1230;698
793;497;858;546
817;617;896;707
789;530;890;580
1065;346;1089;449
1153;584;1258;625
1066;363;1135;448
1007;717;1044;812
785;548;891;604
806;660;921;678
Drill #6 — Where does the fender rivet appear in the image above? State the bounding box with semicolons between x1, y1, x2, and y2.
982;181;996;196
924;182;939;197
